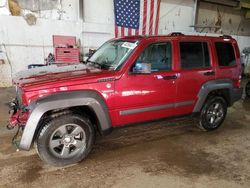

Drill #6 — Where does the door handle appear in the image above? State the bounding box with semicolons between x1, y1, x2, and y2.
163;75;178;80
203;71;215;76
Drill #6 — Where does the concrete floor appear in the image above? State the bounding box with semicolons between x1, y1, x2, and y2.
0;87;250;188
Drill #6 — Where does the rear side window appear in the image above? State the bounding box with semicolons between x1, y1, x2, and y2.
215;42;236;66
180;42;210;69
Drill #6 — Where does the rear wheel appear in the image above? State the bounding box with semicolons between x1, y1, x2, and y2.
198;96;227;131
36;114;95;166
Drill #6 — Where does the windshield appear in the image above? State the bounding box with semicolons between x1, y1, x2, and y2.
88;40;138;70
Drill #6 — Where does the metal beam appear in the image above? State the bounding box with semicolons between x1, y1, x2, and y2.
201;0;240;7
192;0;199;32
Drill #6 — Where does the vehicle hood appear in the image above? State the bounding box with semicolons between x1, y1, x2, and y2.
13;64;116;91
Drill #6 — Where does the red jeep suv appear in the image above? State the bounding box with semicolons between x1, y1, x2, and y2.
7;33;242;166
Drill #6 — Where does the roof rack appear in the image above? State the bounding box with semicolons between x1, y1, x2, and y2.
121;35;144;39
220;35;232;39
169;32;184;36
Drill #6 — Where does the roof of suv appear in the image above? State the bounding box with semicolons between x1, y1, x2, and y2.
119;32;235;42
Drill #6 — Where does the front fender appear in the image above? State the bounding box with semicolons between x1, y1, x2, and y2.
19;91;111;150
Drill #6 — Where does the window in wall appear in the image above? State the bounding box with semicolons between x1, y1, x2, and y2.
215;42;236;66
180;42;210;69
135;42;172;72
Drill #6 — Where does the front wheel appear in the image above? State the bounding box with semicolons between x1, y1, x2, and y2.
36;114;95;166
198;96;227;131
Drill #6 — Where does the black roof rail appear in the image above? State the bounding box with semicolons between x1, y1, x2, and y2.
121;35;144;39
169;32;184;36
220;35;232;39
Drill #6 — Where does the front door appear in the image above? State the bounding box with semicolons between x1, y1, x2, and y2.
113;42;178;125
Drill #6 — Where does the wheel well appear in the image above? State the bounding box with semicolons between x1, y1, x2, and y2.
69;106;99;133
34;106;101;142
206;89;230;106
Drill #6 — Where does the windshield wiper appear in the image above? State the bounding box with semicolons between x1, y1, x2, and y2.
87;60;100;67
87;60;109;70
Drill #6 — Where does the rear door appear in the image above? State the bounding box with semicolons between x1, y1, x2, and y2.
175;40;216;115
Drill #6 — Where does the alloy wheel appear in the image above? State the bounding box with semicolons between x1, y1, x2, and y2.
49;124;86;158
206;102;225;128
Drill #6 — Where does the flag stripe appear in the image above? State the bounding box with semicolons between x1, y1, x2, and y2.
154;0;160;35
121;27;125;37
139;0;144;35
149;0;154;35
115;25;119;38
135;29;139;35
142;0;148;35
131;29;135;35
152;0;157;35
128;28;132;36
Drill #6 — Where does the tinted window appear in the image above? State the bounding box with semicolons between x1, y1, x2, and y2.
180;42;210;69
135;43;172;71
215;42;236;66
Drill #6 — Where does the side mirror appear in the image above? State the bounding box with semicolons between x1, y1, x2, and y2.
132;62;151;74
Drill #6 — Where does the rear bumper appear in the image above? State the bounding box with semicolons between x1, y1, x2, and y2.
230;88;243;106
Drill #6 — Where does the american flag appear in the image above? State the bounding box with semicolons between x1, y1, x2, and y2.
114;0;161;38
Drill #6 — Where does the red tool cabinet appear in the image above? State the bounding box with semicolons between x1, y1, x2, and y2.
53;35;80;63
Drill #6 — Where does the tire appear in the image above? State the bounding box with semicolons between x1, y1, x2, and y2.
246;81;250;97
198;96;227;131
36;114;95;166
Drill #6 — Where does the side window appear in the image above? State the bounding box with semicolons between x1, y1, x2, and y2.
134;42;172;72
215;42;236;66
180;42;210;69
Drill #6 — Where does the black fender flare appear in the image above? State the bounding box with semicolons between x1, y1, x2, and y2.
19;91;112;150
193;79;235;112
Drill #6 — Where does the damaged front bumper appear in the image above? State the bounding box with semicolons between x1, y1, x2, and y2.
7;99;29;128
6;99;29;148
